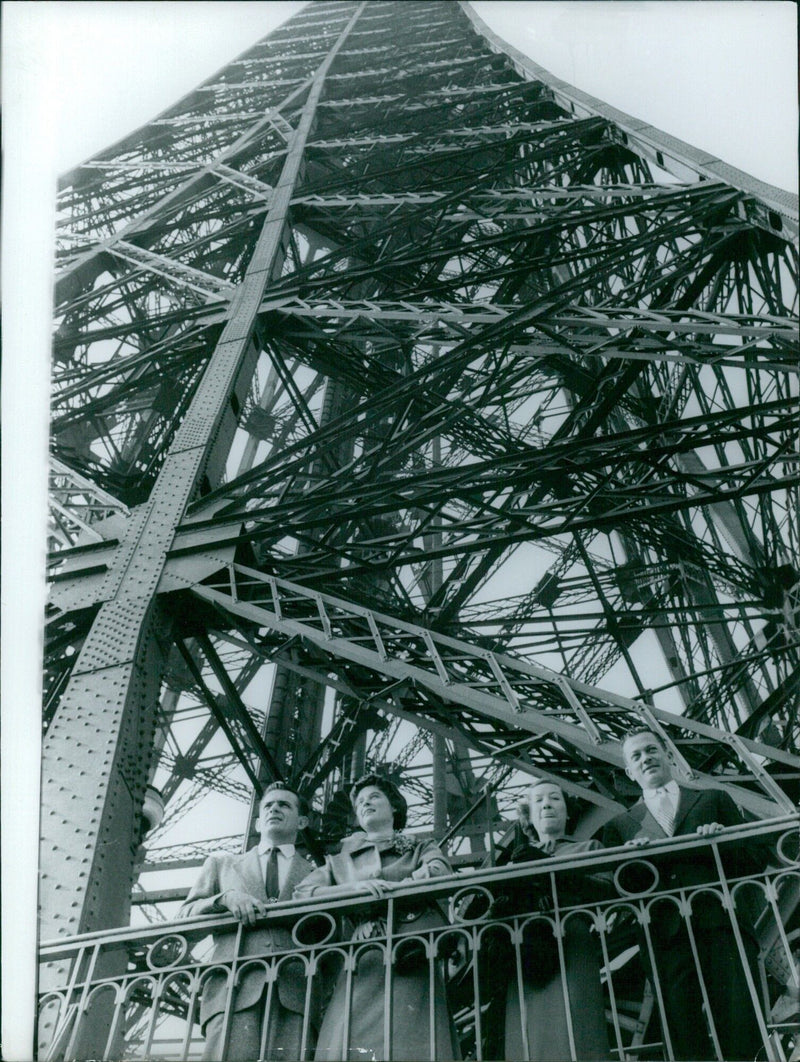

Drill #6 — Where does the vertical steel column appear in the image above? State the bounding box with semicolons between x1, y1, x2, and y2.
39;2;365;941
428;435;450;837
432;735;449;837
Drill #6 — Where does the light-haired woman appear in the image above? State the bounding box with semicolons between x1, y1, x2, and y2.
498;780;610;1061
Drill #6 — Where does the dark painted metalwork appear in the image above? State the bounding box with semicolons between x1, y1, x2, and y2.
44;0;798;1002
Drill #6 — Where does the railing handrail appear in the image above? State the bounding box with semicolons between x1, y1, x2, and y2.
39;814;799;961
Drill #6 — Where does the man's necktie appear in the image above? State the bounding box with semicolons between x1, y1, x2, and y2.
651;787;675;835
265;847;280;899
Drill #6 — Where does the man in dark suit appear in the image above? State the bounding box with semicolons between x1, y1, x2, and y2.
603;727;767;1061
180;783;317;1060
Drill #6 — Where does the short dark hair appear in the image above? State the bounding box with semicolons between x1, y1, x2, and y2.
259;781;309;818
621;727;668;752
350;772;408;830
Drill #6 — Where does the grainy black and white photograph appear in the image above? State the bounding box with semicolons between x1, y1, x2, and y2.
3;2;799;1059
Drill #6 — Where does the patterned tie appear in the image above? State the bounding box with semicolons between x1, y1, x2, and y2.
265;847;280;899
651;787;675;836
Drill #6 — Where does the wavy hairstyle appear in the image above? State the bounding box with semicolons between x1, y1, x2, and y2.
350;772;408;830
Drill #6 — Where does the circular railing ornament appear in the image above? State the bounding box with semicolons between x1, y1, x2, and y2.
448;884;494;923
292;911;338;947
776;826;800;867
614;857;660;897
146;934;189;971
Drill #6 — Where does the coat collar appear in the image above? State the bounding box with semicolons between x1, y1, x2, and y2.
340;830;414;856
238;846;267;899
328;832;418;887
624;798;664;837
279;852;314;901
340;830;375;854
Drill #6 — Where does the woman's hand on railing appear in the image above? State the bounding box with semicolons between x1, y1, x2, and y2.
356;878;398;899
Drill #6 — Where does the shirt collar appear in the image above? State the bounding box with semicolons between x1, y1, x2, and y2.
258;842;296;858
642;779;679;800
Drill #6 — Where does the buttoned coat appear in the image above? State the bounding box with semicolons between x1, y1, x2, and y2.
180;848;316;1027
294;833;460;1061
499;837;612;1061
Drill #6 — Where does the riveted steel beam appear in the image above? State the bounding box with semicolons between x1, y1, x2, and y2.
40;2;367;940
188;567;797;817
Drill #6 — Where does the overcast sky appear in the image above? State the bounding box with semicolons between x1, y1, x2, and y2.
1;3;797;1055
3;1;798;186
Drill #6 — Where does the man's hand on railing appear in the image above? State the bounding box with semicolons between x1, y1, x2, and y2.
695;821;725;836
623;821;727;847
487;893;512;918
220;889;269;925
516;797;532;835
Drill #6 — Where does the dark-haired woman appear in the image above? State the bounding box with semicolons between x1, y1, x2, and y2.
499;781;610;1061
294;774;460;1061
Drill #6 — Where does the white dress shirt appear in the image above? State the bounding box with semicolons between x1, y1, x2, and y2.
642;779;680;835
257;842;296;893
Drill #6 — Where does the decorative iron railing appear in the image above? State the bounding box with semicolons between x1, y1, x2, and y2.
39;817;799;1062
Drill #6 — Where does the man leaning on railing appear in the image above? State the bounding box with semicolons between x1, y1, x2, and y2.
178;782;319;1061
602;726;772;1062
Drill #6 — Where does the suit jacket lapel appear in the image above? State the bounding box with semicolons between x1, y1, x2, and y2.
672;786;703;835
279;854;312;901
631;798;668;839
238;847;267;901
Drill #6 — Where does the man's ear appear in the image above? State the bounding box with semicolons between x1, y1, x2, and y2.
297;815;309;832
624;763;634;781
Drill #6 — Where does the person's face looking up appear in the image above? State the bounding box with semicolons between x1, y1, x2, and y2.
528;783;568;839
623;731;673;791
354;785;395;835
258;788;307;845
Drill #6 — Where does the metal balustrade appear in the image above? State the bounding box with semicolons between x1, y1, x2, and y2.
38;818;799;1061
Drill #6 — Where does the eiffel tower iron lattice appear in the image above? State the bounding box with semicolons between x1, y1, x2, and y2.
43;0;799;944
